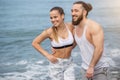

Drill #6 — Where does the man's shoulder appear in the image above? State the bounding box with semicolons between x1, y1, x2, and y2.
88;19;103;33
88;19;101;28
88;19;100;27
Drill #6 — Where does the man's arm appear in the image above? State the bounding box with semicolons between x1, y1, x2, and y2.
89;24;104;68
86;23;104;78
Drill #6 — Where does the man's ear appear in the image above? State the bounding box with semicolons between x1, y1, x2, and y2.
83;10;87;16
62;14;65;20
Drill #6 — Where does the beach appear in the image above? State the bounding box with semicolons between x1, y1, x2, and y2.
0;0;120;80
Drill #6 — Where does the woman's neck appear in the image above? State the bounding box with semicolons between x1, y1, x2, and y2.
57;22;66;31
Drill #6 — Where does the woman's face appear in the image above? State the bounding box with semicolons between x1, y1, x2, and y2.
50;10;64;27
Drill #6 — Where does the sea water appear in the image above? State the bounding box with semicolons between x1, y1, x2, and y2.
0;0;120;80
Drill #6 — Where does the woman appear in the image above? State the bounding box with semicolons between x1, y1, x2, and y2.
32;7;76;80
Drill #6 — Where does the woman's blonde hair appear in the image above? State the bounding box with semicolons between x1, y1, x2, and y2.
50;6;65;42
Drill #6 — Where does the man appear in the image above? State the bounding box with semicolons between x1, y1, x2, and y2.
71;1;109;80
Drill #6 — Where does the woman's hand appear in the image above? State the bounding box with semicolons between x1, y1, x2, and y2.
51;47;56;54
47;54;58;64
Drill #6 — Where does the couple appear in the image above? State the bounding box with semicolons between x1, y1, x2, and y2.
32;1;109;80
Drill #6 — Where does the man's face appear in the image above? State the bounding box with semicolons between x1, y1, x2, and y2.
71;4;84;25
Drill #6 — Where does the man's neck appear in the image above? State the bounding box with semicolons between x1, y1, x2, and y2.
78;18;87;28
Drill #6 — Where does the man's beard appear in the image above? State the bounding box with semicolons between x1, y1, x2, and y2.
72;14;83;25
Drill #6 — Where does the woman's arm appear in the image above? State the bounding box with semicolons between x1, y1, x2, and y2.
32;30;49;56
32;28;58;63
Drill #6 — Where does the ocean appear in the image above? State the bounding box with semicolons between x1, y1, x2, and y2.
0;0;120;80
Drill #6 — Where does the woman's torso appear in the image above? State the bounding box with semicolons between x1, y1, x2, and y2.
49;23;74;58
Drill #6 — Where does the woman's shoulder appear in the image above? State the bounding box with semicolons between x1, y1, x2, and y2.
44;27;53;36
65;22;74;30
65;22;73;26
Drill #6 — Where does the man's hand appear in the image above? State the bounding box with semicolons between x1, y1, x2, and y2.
86;67;94;78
